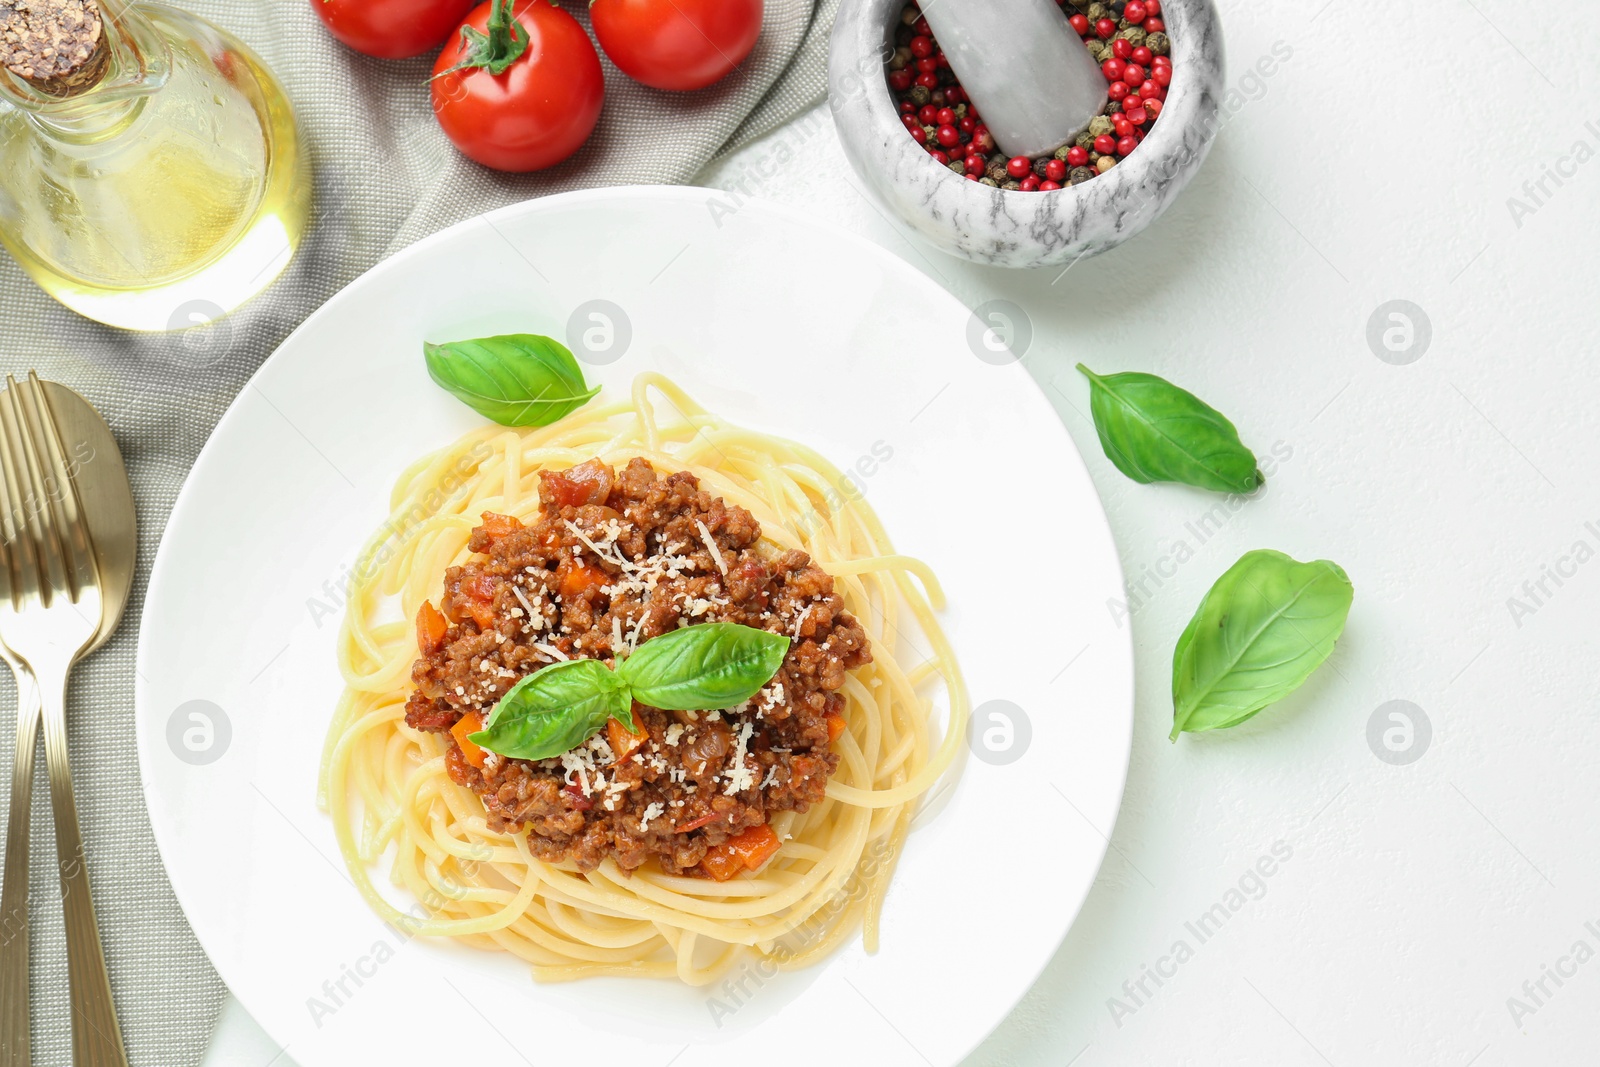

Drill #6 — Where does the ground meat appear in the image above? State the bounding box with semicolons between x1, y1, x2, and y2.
404;458;870;877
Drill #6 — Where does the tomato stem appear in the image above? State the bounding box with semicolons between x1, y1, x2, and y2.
436;0;529;78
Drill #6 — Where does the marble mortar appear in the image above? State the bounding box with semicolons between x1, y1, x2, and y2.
828;0;1226;269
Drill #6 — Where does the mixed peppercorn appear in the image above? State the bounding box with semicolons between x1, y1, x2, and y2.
886;0;1173;192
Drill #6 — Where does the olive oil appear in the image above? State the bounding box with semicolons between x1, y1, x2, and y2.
0;2;310;330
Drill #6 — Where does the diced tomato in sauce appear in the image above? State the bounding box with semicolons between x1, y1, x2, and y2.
543;460;613;509
478;511;523;545
460;573;500;628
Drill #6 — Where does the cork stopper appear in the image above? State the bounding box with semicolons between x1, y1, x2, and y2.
0;0;108;97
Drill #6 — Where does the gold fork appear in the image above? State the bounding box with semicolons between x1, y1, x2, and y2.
0;376;128;1067
0;389;44;1067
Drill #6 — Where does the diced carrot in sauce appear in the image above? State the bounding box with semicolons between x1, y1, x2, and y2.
675;811;721;834
478;511;523;545
450;711;487;769
559;561;610;601
825;711;847;744
606;717;648;764
416;601;448;655
729;824;782;870
700;845;746;882
700;824;783;882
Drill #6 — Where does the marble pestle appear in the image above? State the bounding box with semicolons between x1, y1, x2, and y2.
919;0;1108;159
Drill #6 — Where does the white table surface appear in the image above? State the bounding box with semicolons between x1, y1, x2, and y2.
203;3;1600;1061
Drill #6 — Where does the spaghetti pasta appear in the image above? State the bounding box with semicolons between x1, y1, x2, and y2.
320;373;967;985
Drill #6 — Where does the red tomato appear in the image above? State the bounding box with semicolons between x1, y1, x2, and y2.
590;0;762;92
430;0;605;172
312;0;478;59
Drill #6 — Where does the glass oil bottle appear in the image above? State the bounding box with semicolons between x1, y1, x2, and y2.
0;0;311;330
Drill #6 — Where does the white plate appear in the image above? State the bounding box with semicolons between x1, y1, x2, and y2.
135;187;1133;1067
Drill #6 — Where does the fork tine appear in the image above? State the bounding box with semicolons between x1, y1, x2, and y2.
0;382;43;606
3;377;68;606
0;408;15;613
19;374;98;601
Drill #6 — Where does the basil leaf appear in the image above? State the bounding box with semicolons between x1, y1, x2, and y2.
1170;549;1354;740
1077;364;1263;494
425;334;599;427
470;658;632;761
617;622;788;711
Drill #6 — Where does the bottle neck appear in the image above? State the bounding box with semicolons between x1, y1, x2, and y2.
2;1;169;138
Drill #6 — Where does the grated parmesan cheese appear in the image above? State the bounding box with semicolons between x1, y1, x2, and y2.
565;519;628;568
560;749;595;795
723;721;757;795
695;519;728;575
511;584;539;624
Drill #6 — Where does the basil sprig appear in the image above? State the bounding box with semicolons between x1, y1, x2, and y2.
617;624;790;711
468;623;789;761
425;333;599;427
1077;364;1262;494
470;660;632;761
1170;550;1354;741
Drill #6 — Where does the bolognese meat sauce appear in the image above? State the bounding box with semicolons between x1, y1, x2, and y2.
404;458;870;877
